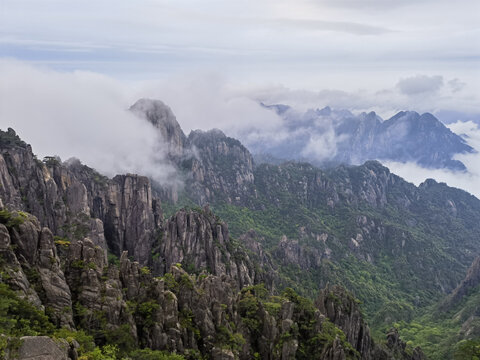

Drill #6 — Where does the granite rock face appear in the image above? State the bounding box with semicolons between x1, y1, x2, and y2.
130;99;256;205
102;174;161;264
442;255;480;309
0;127;421;359
316;286;426;360
15;336;70;360
316;285;372;359
130;98;188;159
0;213;73;327
154;208;260;288
187;129;255;205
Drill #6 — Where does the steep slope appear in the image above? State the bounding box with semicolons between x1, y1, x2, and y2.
3;96;479;359
0;210;422;359
252;105;474;171
396;255;480;359
0;129;421;359
128;100;480;333
0;128;267;287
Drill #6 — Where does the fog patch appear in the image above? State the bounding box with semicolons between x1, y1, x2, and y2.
0;59;179;187
384;121;480;199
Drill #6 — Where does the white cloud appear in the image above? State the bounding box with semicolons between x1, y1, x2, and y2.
448;79;466;93
384;121;480;199
1;60;479;200
0;59;179;186
132;71;285;139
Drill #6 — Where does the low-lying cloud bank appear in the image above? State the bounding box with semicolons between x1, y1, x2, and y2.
0;59;178;186
1;59;480;198
384;121;480;198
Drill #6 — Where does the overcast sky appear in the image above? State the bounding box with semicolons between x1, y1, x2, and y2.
1;0;479;91
1;0;480;194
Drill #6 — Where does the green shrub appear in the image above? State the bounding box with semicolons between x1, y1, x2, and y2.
0;283;55;337
128;349;185;360
0;209;25;229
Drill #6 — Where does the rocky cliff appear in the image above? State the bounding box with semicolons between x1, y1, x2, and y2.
0;207;419;359
0;127;422;359
126;100;480;330
0;128;259;278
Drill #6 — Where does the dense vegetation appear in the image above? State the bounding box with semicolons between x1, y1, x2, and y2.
159;159;480;358
396;285;480;359
2;123;480;358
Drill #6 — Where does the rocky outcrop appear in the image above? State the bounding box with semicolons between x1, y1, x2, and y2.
0;212;73;327
442;255;480;310
129;99;256;205
0;203;422;359
0;222;42;307
130;98;188;159
316;286;426;360
383;328;425;360
316;285;372;359
0;130;108;257
187;129;255;204
254;160;401;212
0;130;161;266
274;235;324;270
102;174;161;264
14;336;71;360
154;208;258;288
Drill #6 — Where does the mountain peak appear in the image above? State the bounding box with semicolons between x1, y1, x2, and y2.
316;106;332;116
189;128;227;139
388;110;420;123
130;98;187;157
130;98;178;128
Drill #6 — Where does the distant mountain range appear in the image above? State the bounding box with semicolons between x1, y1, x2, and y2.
245;104;475;171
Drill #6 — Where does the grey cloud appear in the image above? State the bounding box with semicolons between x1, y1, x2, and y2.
396;75;444;95
271;18;393;35
313;0;438;10
448;78;466;93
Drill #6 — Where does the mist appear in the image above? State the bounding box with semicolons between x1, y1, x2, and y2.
0;60;178;186
384;121;480;198
2;60;480;199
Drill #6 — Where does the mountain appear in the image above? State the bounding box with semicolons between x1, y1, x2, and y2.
131;100;480;310
1;98;480;359
0;127;422;359
130;99;480;357
247;105;474;171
